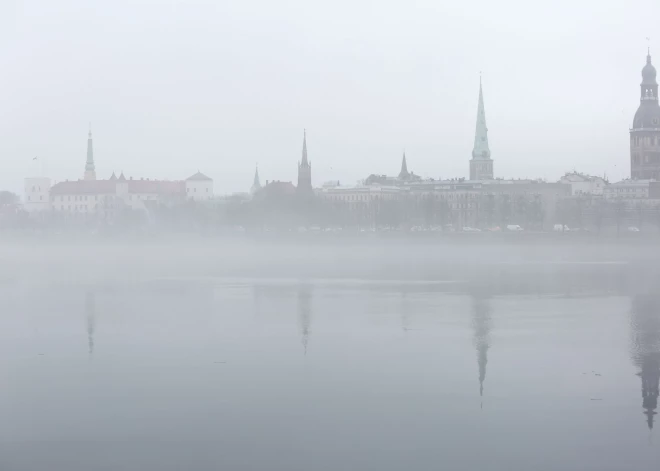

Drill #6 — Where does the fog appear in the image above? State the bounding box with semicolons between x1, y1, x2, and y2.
1;237;660;469
5;0;660;469
2;0;660;192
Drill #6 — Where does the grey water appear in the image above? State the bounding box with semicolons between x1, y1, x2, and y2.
2;240;660;470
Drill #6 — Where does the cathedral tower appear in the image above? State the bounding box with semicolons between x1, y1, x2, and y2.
297;130;312;194
469;77;494;180
631;50;660;180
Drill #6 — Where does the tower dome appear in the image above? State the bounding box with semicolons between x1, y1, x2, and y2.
642;52;657;83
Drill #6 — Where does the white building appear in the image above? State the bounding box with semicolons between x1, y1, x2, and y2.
50;172;189;215
604;179;652;199
559;172;607;196
23;177;51;212
185;172;214;202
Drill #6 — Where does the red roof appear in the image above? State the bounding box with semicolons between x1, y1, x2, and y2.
51;180;116;195
261;181;296;196
51;179;185;196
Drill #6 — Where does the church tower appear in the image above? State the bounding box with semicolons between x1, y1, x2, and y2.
250;165;261;195
297;130;312;194
398;152;410;180
84;125;96;181
630;50;660;180
469;77;494;180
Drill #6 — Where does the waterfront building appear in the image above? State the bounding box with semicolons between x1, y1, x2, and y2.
560;172;607;196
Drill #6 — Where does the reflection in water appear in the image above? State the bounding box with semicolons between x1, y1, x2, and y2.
471;294;492;399
85;291;96;355
297;284;312;355
630;294;660;430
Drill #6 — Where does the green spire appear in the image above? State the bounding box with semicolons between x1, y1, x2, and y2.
85;124;94;171
472;77;491;160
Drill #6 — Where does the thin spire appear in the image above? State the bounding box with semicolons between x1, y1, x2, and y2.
301;129;309;166
472;76;491;160
84;125;96;180
251;164;261;194
399;151;409;179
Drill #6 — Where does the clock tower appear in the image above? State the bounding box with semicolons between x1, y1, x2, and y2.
631;50;660;180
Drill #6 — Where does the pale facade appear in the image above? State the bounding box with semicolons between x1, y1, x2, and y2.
23;177;51;212
185;172;214;202
604;179;651;199
559;172;606;196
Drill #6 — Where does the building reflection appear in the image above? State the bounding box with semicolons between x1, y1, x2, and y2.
630;294;660;430
470;292;492;399
297;284;312;355
85;290;96;355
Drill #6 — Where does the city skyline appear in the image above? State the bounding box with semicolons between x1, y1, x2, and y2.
3;1;659;194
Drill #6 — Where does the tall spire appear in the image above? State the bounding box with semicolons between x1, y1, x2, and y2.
472;78;491;160
399;152;410;179
251;164;261;194
297;129;312;194
84;124;96;181
301;129;309;166
469;76;494;180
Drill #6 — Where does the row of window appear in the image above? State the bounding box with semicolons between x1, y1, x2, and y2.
631;154;660;164
632;136;660;146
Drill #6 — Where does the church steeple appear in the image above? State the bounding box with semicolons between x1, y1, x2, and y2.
297;129;312;194
398;152;410;180
469;76;494;180
84;124;96;181
251;164;261;194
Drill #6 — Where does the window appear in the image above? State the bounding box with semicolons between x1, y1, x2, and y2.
194;188;197;192
40;196;42;201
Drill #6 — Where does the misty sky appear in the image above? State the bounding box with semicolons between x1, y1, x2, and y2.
0;0;658;194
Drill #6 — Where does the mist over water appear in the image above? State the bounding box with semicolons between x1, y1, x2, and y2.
1;238;660;470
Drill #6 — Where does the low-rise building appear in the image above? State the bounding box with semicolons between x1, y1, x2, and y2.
559;172;607;196
604;179;652;199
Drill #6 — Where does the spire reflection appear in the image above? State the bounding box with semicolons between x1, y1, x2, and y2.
631;294;660;430
297;284;312;355
471;293;492;398
85;290;96;355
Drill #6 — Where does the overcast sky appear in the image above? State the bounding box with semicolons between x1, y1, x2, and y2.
0;0;658;194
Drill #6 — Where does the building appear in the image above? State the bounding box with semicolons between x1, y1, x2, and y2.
469;77;494;181
185;172;214;201
631;50;660;180
604;179;651;199
23;177;51;212
50;173;186;215
297;130;312;195
559;172;607;196
320;184;404;211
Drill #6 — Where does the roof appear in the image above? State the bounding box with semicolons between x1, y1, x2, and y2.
186;171;213;181
51;180;116;195
260;181;296;196
51;179;185;196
